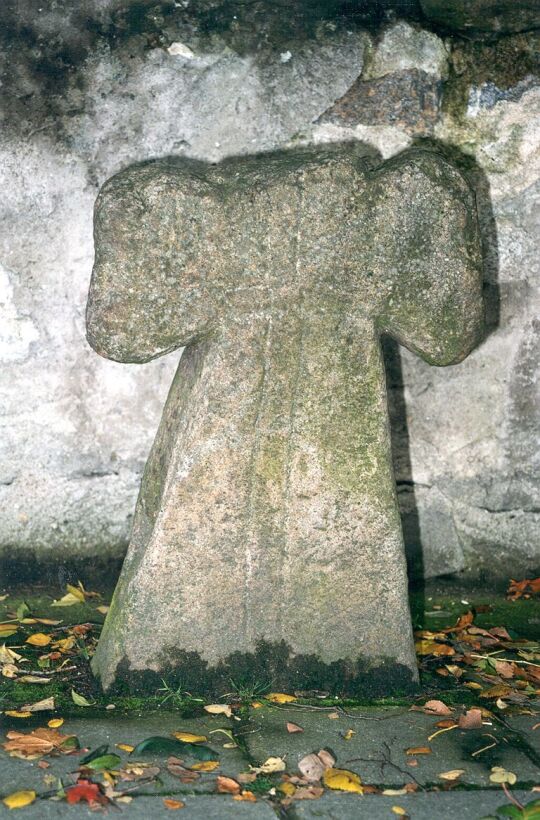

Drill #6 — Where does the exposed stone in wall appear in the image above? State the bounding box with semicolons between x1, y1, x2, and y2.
0;2;538;581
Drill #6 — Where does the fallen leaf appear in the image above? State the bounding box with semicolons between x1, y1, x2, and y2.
405;747;431;755
279;781;296;797
0;645;21;663
458;709;483;729
237;772;257;784
435;719;458;728
0;624;18;638
48;718;64;728
383;788;409;796
2;790;36;809
71;689;92;707
323;767;363;794
489;766;517;785
25;633;51;647
439;769;465;781
251;756;286;775
84;753;121;771
66;780;108;805
286;722;304;734
494;660;515;679
266;692;297;704
317;749;336;769
4;711;33;718
4;728;77;757
204;704;232;718
51;592;82;607
163;798;185;810
480;684;513;699
132;736;217;761
96;606;110;615
422;700;453;715
415;640;454;656
233;791;257;802
17;675;50;684
24;697;55;712
343;729;356;740
173;731;207;743
190;760;219;772
52;636;76;653
216;776;241;794
392;807;408;817
116;743;134;753
290;785;324;800
328;711;340;719
298;753;326;781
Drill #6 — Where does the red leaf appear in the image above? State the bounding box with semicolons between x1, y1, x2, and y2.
65;780;107;805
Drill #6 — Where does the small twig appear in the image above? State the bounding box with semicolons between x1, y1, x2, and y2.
347;740;426;791
469;653;540;668
501;782;524;810
471;734;498;757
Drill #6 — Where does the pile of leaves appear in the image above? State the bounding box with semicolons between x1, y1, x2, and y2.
415;608;540;710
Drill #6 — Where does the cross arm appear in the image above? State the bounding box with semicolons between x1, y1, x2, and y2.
87;160;221;364
370;151;484;366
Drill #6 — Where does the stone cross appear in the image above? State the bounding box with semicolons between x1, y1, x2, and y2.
87;145;483;695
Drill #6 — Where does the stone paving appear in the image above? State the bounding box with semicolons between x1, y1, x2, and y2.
1;707;538;818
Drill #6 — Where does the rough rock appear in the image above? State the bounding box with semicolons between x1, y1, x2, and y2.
87;145;482;692
420;0;540;34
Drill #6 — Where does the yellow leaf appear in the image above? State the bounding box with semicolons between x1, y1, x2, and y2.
251;701;263;708
439;769;465;781
233;791;257;802
3;790;36;809
490;766;517;785
322;768;363;794
51;593;82;607
464;682;483;690
66;584;86;602
116;743;134;753
343;729;356;740
0;645;21;663
0;624;18;638
52;636;76;653
173;731;207;743
25;633;51;647
392;807;408;817
204;704;232;717
4;711;32;719
96;606;110;615
191;760;219;772
266;692;297;704
279;782;296;797
48;719;64;728
250;756;286;775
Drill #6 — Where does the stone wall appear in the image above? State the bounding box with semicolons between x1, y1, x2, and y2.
0;0;538;581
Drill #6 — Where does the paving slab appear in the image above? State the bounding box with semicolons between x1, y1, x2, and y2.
0;794;278;818
0;712;246;797
242;705;540;787
285;789;538;819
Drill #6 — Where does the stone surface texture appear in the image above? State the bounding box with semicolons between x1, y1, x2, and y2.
88;145;482;691
0;3;539;581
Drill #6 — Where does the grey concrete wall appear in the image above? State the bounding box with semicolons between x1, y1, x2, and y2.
0;1;538;580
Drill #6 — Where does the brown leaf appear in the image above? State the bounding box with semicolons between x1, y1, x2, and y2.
494;661;515;679
286;722;304;734
216;776;241;795
480;684;513;699
422;700;453;715
163;798;185;810
236;772;257;784
316;749;336;769
435;719;458;729
458;709;483;729
298;753;326;782
405;747;431;755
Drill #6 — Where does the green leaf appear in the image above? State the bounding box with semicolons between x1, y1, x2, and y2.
523;800;540;820
71;689;93;707
85;754;121;771
59;735;80;752
495;807;522;818
131;736;218;761
80;745;109;765
16;602;31;620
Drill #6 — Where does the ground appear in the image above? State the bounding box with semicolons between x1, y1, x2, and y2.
0;579;538;818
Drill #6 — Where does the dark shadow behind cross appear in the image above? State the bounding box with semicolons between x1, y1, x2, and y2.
87;145;483;694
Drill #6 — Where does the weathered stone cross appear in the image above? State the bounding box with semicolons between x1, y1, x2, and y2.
87;145;483;695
